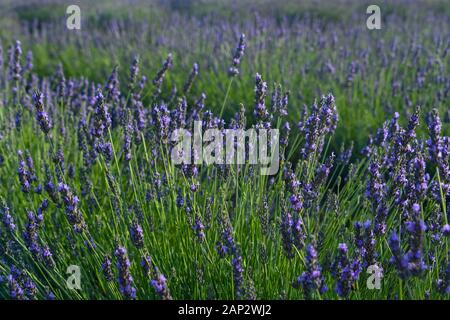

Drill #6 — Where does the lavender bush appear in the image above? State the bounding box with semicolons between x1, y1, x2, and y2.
0;0;448;300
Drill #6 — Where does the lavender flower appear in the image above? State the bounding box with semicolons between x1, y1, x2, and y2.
280;207;294;259
105;65;120;103
122;109;133;162
279;91;289;117
33;91;52;135
24;50;33;73
293;243;327;299
365;157;388;235
114;246;136;299
228;34;246;77
130;220;144;248
292;217;305;250
53;146;65;182
8;274;24;300
44;165;59;204
280;204;304;259
404;204;427;276
152;53;173;95
280;121;291;148
91;92;111;138
151;269;172;300
283;163;303;212
353;220;379;270
58;183;86;233
388;231;409;278
183;62;198;94
152;103;171;143
176;190;184;207
41;244;55;268
17;150;31;193
24;277;37;299
25;150;36;182
102;255;114;282
362;220;378;268
46;291;56;300
0;198;16;233
192;215;205;242
141;255;152;277
11;40;22;82
299;94;338;159
332;243;360;298
426;109;449;179
216;218;236;257
232;254;245;299
253;73;269;123
442;224;450;237
436;251;449;295
22;210;41;258
128;56;139;90
97;142;113;164
55;63;66;100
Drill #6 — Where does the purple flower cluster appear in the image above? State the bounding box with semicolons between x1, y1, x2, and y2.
91;92;111;138
58;183;86;233
33;91;52;135
388;231;409;278
5;267;38;300
426;109;450;181
152;53;173;95
128;56;140;89
102;255;114;282
228;34;246;77
152;103;171;143
0;198;16;233
105;65;120;104
216;218;237;257
283;163;302;212
436;251;449;295
7;274;24;300
365;158;388;235
280;205;304;259
232;255;245;299
17;150;32;193
298;94;338;160
130;220;144;248
293;243;327;299
354;220;379;269
22;210;41;258
253;73;269;124
114;246;136;299
404;204;427;276
151;269;172;300
183;62;198;94
192;215;205;242
215;215;247;298
388;204;427;278
332;243;361;298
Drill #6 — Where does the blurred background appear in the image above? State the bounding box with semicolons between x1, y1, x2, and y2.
0;0;449;153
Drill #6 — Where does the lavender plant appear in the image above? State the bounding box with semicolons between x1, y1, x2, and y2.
0;0;448;301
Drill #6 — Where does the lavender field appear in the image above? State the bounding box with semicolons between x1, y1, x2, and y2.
0;0;449;300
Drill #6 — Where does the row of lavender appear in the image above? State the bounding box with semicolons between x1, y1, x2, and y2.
4;2;449;151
